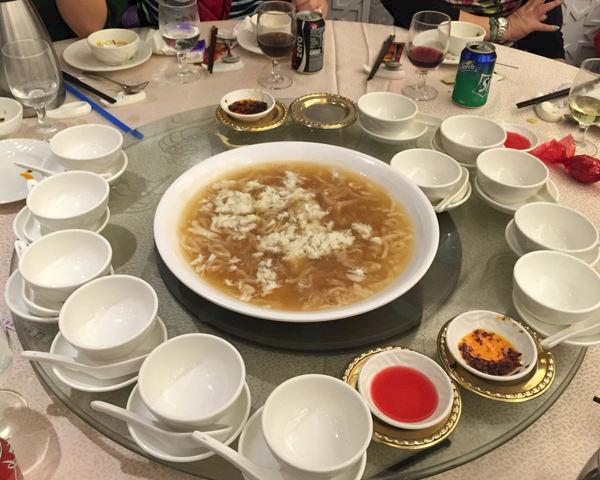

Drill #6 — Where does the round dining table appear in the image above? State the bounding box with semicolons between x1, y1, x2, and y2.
1;19;599;480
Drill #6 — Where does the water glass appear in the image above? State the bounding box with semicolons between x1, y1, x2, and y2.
2;39;60;137
159;0;202;84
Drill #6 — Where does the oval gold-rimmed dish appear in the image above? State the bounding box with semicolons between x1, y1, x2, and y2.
216;101;288;132
290;93;358;129
343;346;462;450
437;319;555;402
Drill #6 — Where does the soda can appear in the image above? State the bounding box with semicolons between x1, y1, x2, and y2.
452;41;497;108
0;438;23;480
292;10;325;74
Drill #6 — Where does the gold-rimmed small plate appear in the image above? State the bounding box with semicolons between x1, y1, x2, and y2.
343;346;462;450
437;319;555;402
290;93;358;129
216;101;288;132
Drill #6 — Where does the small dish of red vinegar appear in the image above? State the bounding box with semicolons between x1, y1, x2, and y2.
357;348;454;430
501;123;539;153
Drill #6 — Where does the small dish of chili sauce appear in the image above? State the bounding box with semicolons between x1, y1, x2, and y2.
228;99;268;115
505;131;531;150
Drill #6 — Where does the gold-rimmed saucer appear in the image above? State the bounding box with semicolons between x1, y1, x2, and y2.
437;319;555;402
290;93;358;129
216;101;288;132
343;346;462;450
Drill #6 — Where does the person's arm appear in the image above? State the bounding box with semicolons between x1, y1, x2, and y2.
56;0;108;38
381;0;459;29
512;1;565;59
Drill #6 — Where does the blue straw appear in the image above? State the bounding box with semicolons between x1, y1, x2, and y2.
64;83;144;140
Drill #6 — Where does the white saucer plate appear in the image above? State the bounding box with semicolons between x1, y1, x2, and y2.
42;150;128;185
4;270;59;324
512;291;600;347
430;128;476;169
238;407;367;480
474;177;559;215
12;206;29;242
237;28;263;56
0;139;51;204
127;382;251;462
505;219;600;266
63;39;153;72
21;206;110;243
359;120;428;145
49;316;167;392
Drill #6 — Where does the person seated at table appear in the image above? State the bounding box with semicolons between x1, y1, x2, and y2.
33;0;129;41
136;0;329;25
381;0;565;60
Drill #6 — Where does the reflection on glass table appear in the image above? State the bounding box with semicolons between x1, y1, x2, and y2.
14;104;585;480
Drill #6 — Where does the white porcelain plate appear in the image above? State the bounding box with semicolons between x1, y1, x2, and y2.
127;382;251;463
238;407;367;480
42;150;128;185
474;178;559;215
358;120;428;144
513;291;600;347
62;39;153;72
0;139;50;204
49;317;167;392
236;28;263;56
4;270;58;324
21;206;110;243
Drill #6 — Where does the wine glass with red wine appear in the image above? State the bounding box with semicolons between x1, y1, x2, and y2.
402;11;451;101
257;1;296;90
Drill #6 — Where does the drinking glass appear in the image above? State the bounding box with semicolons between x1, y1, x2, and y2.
159;0;202;84
2;39;60;136
257;1;296;90
568;58;600;156
402;11;451;101
0;324;27;440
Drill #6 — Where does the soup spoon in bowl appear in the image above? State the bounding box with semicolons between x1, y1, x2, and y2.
434;167;470;213
90;401;233;450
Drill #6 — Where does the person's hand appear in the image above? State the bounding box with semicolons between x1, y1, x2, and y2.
291;0;329;17
505;0;562;42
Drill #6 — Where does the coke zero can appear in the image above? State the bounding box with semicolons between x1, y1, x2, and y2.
292;10;325;74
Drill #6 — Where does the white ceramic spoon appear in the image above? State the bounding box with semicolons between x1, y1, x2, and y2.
16;161;111;179
540;316;600;349
90;401;232;449
192;431;276;480
434;168;470;213
21;351;147;380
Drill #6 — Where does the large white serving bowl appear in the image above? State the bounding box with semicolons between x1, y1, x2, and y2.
153;141;439;322
513;251;600;326
262;374;372;478
440;115;506;165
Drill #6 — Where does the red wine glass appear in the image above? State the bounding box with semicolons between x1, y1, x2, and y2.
402;11;451;101
257;1;296;90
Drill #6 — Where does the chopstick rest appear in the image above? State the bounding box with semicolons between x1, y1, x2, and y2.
47;101;92;119
100;91;147;108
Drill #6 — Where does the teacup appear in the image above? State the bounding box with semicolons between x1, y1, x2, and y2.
358;92;418;137
476;148;548;204
138;333;246;429
262;374;372;478
448;21;485;56
26;171;109;232
59;275;158;361
513;202;599;260
513;250;600;326
87;28;139;65
391;149;462;202
16;229;112;304
50;124;123;174
440;115;506;165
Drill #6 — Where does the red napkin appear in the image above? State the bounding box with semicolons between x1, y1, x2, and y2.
530;134;600;184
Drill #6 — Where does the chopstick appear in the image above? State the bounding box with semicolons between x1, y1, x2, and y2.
496;61;518;69
64;83;144;140
207;26;218;74
367;34;394;81
62;70;117;104
516;88;570;109
594;396;600;404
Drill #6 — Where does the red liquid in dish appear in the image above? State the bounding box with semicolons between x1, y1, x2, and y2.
370;366;438;423
505;131;531;150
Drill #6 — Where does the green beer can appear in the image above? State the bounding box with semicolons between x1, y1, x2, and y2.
452;41;497;108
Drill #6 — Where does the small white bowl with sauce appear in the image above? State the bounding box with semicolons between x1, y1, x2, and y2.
357;349;453;430
220;89;275;122
446;310;537;382
501;123;539;153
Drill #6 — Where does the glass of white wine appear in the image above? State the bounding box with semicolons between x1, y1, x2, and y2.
2;39;60;137
159;0;202;84
568;58;600;156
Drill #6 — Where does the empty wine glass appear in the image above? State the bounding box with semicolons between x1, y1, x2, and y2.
403;11;451;101
257;1;296;90
159;0;202;84
568;58;600;156
2;39;60;137
0;323;27;440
